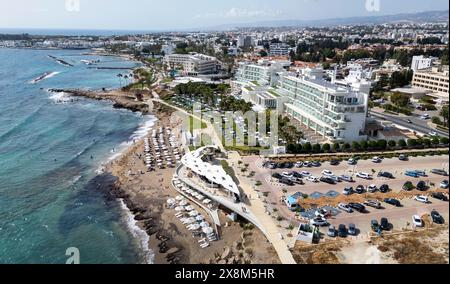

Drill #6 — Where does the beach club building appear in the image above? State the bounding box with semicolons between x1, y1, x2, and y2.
164;52;220;76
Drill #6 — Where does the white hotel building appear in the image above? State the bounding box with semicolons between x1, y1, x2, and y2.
278;68;369;142
164;52;220;76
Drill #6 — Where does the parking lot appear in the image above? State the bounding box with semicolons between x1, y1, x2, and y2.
243;154;450;236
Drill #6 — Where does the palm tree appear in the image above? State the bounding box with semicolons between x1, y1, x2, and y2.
123;75;129;86
117;74;123;87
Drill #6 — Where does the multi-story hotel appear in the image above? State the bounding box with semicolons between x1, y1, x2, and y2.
277;68;369;142
412;66;449;99
235;61;286;87
164;53;220;75
269;43;291;56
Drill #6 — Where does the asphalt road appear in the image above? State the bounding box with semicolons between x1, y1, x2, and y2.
370;111;449;138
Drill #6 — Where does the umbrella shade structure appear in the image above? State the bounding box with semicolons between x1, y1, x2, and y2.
200;221;210;228
167;198;176;205
189;210;199;217
202;227;214;235
185;206;195;212
179;200;189;207
175;195;185;201
175;206;185;212
195;215;205;221
202;199;212;204
186;218;196;224
190;224;201;231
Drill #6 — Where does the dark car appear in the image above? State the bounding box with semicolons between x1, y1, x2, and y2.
380;218;390;231
402;181;414;191
320;177;336;184
416;181;427;191
371;220;380;232
272;173;282;179
432;192;449;201
379;184;390;193
384;198;401;207
348;223;357;236
378;171;394;179
311;161;321;167
348;203;366;213
278;162;287;169
291;171;303;179
355;185;366;194
431;169;448;176
330;160;340;166
285;162;294;169
338;224;347;238
279;178;294;186
431;211;445;224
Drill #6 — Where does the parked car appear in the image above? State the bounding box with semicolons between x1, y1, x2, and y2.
338;224;347;238
348;158;357;165
399;154;408;161
315;209;328;218
295;162;303;168
412;215;423;227
291;171;303;179
414;195;429;204
415;171;427;177
311;161;321;167
356;172;371;179
355;185;366;194
281;172;294;179
364;200;382;209
303;161;312;167
379;184;390;193
441;180;449;189
306;176;319;183
431;192;449;201
372;157;382;163
340;175;354;182
416;181;427;191
328;175;341;183
348;203;366;213
267;162;277;169
320;177;336;184
279;178;294;186
342;187;353;196
327;225;336;237
420;114;431;120
368;184;378;193
285;162;294;168
272;173;282;179
371;220;380;232
384;198;401;207
402;181;414;191
432;169;448;176
338;203;353;213
348;224;357;236
322;170;334;177
405;171;420;178
330;160;340;166
310;218;328;227
431;211;445;224
301;171;311;177
378;171;394;179
380;218;390;230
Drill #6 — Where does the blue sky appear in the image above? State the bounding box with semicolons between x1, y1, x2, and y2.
0;0;448;30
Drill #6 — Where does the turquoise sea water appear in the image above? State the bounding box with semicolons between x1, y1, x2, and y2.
0;48;153;264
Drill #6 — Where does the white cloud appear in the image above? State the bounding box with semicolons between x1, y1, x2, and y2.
195;7;283;19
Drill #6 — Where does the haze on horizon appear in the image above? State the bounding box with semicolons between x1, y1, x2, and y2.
0;0;449;31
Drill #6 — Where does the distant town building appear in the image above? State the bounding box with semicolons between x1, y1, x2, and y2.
411;55;437;72
269;43;291;56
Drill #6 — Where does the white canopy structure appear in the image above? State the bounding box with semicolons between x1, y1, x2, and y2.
181;146;241;198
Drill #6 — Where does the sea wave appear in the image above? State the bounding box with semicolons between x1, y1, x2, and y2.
48;91;72;104
118;199;154;264
29;71;60;84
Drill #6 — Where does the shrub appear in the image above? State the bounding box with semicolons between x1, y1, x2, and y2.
432;137;440;145
441;137;449;145
303;142;312;153
322;143;331;153
312;143;322;153
360;140;368;151
352;141;361;151
423;138;432;148
332;143;340;152
343;143;351;151
377;140;387;150
398;140;407;148
407;139;417;147
388;140;397;148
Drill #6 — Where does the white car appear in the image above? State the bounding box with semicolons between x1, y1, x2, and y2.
356;172;371;179
338;203;353;213
348;158;357;165
372;157;382;163
310;218;329;227
282;172;293;179
315;209;328;218
321;170;334;177
412;215;423;227
428;131;438;137
368;184;378;193
295;162;303;168
306;176;319;183
301;171;311;177
414;195;429;204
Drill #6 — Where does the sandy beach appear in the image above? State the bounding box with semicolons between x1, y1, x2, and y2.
64;86;281;264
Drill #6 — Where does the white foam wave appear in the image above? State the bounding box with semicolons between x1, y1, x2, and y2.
49;91;72;104
119;199;154;264
30;71;61;84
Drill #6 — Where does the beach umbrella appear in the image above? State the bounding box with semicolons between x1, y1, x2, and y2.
186;218;196;224
175;195;184;201
196;215;205;222
175;206;185;212
167;198;176;205
190;224;201;231
189;210;199;217
185;206;194;212
202;199;211;204
179;200;188;206
202;227;214;235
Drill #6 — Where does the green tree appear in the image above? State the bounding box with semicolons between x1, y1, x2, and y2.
388;140;397;149
432;137;440;146
322;143;331;153
423;138;432;148
440;137;449;145
368;140;378;150
303;142;312;153
440;105;449;126
352;141;361;151
332;143;340;152
377;140;387;150
390;92;410;109
312;143;322;153
343;143;351;151
398;140;407;148
407;139;418;148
